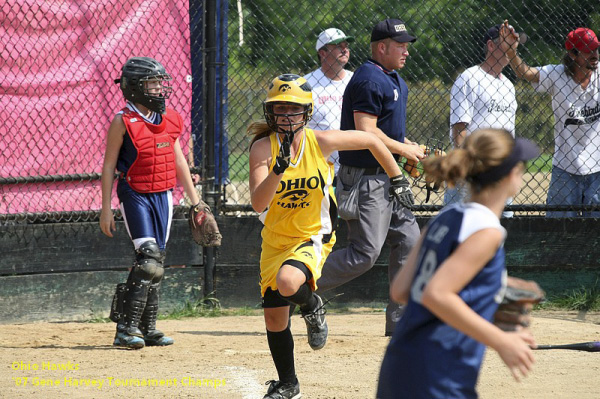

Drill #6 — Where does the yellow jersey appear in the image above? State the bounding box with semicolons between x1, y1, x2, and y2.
257;129;337;296
259;128;337;241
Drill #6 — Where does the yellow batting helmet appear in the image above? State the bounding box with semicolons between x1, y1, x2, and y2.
263;74;313;135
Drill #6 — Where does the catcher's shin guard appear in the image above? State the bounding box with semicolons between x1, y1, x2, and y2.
139;283;174;346
116;241;162;337
113;277;150;349
135;241;163;273
109;283;127;323
120;278;150;336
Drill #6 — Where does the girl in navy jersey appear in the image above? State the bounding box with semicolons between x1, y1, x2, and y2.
100;57;199;349
377;128;539;399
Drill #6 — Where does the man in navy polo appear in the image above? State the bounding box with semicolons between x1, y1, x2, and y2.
317;18;425;336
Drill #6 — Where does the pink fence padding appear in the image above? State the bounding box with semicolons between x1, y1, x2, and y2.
0;0;192;213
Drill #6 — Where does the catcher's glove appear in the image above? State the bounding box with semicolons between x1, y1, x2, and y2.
403;144;446;178
494;276;545;332
189;200;222;247
403;143;446;203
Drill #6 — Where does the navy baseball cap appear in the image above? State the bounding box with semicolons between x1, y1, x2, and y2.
470;138;540;185
483;24;528;45
371;18;416;43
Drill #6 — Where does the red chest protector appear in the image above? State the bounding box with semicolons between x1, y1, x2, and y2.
121;107;182;193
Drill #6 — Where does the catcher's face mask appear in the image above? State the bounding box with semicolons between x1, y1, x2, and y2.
263;74;313;138
115;57;173;114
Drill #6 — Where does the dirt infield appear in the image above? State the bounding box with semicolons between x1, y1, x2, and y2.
1;310;598;398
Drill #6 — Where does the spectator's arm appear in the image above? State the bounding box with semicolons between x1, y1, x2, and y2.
451;122;468;148
507;51;540;83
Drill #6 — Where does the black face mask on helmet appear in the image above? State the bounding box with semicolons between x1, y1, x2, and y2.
114;57;173;115
263;74;314;143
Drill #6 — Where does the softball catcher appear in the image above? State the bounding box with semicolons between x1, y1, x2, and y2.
100;57;201;349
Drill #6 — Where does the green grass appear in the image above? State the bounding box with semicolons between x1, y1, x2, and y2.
87;314;112;323
160;304;263;319
159;296;265;319
528;153;552;173
86;286;600;323
85;305;262;324
229;152;249;182
537;283;600;312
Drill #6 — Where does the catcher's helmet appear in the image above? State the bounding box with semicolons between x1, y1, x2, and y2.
263;74;313;136
115;57;173;114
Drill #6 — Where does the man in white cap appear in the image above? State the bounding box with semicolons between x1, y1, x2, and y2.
304;28;354;176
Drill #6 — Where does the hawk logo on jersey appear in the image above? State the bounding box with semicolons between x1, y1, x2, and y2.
275;175;322;209
279;84;291;92
156;142;171;149
277;189;310;209
282;190;309;202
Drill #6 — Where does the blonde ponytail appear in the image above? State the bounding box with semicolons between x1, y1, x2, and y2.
423;129;514;191
247;121;274;150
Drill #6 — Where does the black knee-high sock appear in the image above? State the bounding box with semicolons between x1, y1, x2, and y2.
266;328;296;384
280;283;317;313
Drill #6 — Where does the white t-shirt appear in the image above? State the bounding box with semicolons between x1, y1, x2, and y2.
449;65;516;143
304;68;353;173
532;64;600;175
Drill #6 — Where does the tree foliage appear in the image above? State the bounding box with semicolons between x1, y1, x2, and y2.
225;0;600;173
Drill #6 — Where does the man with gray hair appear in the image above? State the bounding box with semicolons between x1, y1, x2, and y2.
304;28;354;175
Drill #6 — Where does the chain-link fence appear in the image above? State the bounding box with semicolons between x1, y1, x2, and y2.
225;0;600;217
1;0;599;223
0;0;194;223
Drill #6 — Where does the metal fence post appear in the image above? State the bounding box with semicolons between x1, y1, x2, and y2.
202;0;219;303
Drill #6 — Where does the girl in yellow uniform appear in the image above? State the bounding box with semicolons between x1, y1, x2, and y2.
249;74;409;399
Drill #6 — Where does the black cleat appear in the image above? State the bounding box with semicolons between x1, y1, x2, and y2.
113;331;145;349
143;329;174;346
301;294;328;350
385;303;404;337
263;379;301;399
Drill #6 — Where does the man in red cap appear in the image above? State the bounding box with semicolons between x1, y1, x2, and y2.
500;24;600;217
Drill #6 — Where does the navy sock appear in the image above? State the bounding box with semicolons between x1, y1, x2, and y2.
266;327;296;384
